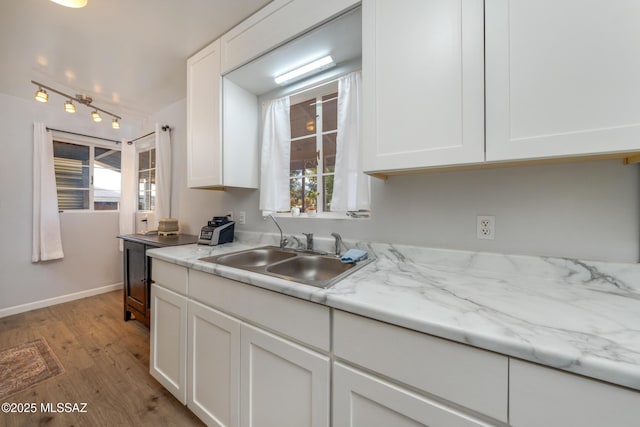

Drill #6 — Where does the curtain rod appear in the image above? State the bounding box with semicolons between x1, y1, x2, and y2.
46;127;120;144
126;125;171;145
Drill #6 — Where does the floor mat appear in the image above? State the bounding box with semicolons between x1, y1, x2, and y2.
0;337;64;399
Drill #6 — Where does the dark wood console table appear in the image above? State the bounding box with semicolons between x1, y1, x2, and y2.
118;234;198;327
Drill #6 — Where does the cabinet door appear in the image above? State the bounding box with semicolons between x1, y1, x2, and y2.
240;324;329;427
362;0;484;174
187;300;241;427
486;0;640;161
333;363;492;427
124;240;147;319
510;359;640;427
187;39;222;188
150;284;187;404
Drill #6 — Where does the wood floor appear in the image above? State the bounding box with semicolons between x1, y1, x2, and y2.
0;290;204;427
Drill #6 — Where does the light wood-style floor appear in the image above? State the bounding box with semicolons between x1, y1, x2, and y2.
0;290;204;427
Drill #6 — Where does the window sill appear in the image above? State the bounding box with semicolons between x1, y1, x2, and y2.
270;212;370;220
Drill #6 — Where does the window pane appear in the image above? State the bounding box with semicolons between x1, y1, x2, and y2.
323;133;336;173
95;148;121;172
53;142;90;189
139;151;150;171
322;174;334;212
290;97;317;139
303;175;318;212
322;93;338;132
150;148;156;169
94;201;119;211
290;177;303;210
57;189;89;210
290;136;317;175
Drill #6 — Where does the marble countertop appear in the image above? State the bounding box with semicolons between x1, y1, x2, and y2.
147;233;640;391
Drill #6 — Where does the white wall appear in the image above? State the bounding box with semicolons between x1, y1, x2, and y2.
151;99;639;263
0;92;138;312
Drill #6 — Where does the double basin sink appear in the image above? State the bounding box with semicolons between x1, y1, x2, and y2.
199;246;373;288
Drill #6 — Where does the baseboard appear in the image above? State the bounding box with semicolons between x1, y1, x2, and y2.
0;283;124;319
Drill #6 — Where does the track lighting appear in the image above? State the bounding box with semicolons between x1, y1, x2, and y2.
35;88;48;103
64;100;76;113
31;80;121;129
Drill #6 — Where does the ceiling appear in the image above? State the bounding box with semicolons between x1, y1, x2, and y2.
0;0;271;120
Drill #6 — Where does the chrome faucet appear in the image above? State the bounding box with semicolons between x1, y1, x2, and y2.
266;214;288;248
331;232;343;256
302;233;314;251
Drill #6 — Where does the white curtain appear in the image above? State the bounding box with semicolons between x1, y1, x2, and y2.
155;124;172;224
32;123;64;262
119;138;136;250
259;96;291;212
331;71;371;212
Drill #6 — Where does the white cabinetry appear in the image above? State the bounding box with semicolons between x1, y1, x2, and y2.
150;283;188;404
187;41;258;189
509;359;640;427
485;0;640;162
362;0;485;175
220;0;359;74
333;363;492;427
333;310;508;423
240;324;330;427
187;300;240;427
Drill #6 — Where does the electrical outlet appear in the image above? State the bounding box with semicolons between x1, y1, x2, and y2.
226;211;234;221
238;211;246;225
477;215;495;240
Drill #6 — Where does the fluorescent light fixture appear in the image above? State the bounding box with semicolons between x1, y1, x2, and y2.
50;0;88;8
274;55;335;85
64;100;76;113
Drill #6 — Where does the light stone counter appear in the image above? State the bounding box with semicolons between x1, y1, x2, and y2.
147;232;640;391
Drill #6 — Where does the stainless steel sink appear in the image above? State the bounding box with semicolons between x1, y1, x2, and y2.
199;246;373;288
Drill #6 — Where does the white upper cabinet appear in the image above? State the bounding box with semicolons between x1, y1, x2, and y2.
485;0;640;162
187;41;259;189
362;0;485;175
220;0;360;75
187;40;223;188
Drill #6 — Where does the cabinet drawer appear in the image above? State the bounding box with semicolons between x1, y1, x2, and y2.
510;359;640;427
333;311;508;422
220;0;358;74
189;269;330;352
153;260;188;296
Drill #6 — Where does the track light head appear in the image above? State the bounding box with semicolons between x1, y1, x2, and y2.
64;100;76;113
91;110;102;122
35;88;48;103
111;119;120;129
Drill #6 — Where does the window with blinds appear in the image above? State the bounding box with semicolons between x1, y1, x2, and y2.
53;141;121;211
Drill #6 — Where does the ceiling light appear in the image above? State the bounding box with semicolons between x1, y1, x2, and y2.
274;55;335;85
64;100;76;113
49;0;88;8
35;88;48;103
31;80;121;128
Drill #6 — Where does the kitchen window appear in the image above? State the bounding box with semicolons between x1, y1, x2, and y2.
53;140;121;211
289;81;338;214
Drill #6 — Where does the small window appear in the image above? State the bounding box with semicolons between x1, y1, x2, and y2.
138;148;156;211
53;141;121;211
289;82;338;214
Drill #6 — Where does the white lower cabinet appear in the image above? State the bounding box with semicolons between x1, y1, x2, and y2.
509;359;640;427
150;283;188;404
187;300;241;427
333;363;494;427
240;324;330;427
